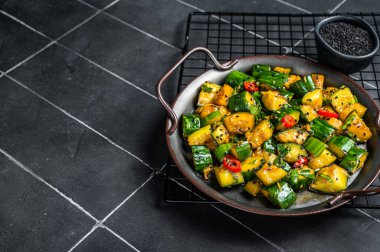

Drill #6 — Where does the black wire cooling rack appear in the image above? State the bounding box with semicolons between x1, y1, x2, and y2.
164;12;380;209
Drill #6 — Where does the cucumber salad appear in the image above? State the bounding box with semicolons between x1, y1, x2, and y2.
181;64;373;209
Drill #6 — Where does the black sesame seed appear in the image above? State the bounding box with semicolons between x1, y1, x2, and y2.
320;22;374;56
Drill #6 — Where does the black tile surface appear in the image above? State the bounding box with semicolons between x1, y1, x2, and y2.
0;0;96;39
74;228;135;252
280;0;344;13
182;0;306;13
8;44;170;168
0;76;152;219
60;13;181;95
106;0;194;48
0;12;49;71
0;154;94;251
105;174;279;252
337;0;380;13
82;0;116;9
216;205;380;252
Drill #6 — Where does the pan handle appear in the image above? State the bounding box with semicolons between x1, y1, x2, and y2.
156;47;238;135
376;110;380;130
327;187;380;207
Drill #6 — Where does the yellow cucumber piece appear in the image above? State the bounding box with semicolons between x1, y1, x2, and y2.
261;90;288;111
223;112;255;135
246;120;274;149
188;125;212;146
310;164;348;194
214;166;244;188
197;82;221;106
214;84;234;107
302;89;323;108
256;163;287;186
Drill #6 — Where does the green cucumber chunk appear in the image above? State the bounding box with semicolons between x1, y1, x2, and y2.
230;141;252;161
267;181;297;209
225;70;255;88
286;168;315;192
290;77;315;98
277;143;307;163
252;64;271;78
228;91;260;115
182;114;200;137
327;135;355;159
263;138;277;154
340;147;368;173
258;71;288;90
309;118;336;142
279;89;295;101
192;146;213;172
289;98;302;107
200;110;222;127
213;143;233;163
241;156;265;182
303;137;327;157
273;157;292;172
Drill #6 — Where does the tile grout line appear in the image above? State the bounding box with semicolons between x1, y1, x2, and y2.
0;9;51;39
157;162;168;174
75;0;216;69
0;147;99;223
288;0;347;51
210;205;286;252
349;74;377;89
100;173;155;223
0;5;158;100
4;42;56;74
68;223;141;252
169;178;286;252
0;143;149;252
67;174;154;252
273;0;312;14
0;0;120;75
102;11;180;51
175;0;288;50
76;0;180;52
66;173;153;252
67;224;99;252
5;74;155;171
329;0;347;14
104;226;140;252
355;209;380;224
56;42;157;100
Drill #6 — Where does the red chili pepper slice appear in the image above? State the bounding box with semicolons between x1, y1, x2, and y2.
317;109;339;118
222;155;241;173
281;115;296;129
293;157;308;168
243;81;259;92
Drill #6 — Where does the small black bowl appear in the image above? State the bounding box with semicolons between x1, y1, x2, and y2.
315;15;380;74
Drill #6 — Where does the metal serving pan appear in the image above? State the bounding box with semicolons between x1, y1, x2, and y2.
157;47;380;216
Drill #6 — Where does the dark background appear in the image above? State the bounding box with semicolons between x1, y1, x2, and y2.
0;0;379;251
